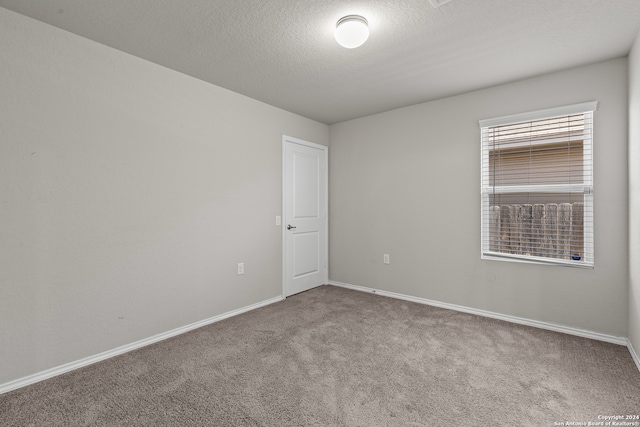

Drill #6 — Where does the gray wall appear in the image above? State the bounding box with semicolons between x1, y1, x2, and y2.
0;9;328;385
629;31;640;357
329;58;629;338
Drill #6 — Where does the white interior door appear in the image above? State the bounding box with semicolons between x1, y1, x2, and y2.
283;136;328;297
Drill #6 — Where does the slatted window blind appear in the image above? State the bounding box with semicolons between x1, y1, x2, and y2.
480;102;597;267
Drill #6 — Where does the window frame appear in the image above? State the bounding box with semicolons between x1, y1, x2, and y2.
479;101;597;268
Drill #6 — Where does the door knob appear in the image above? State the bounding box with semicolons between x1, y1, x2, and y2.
287;225;296;230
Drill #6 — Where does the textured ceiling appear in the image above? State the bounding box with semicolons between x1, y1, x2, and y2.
1;0;640;124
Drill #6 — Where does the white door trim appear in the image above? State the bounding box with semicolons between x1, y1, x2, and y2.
282;135;328;297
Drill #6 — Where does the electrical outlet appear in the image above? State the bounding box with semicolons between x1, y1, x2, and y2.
383;254;390;264
237;262;244;275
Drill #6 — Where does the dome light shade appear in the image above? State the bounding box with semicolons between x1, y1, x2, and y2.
335;15;369;49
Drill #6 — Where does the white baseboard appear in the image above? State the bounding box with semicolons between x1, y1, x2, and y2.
4;284;637;395
628;340;640;372
0;295;284;395
329;281;628;346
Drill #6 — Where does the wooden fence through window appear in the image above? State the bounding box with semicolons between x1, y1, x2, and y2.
488;202;584;260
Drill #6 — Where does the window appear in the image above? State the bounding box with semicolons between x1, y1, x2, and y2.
480;102;597;267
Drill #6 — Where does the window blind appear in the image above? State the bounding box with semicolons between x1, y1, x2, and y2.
480;102;597;267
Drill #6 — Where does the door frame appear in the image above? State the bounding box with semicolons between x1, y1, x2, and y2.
282;135;329;297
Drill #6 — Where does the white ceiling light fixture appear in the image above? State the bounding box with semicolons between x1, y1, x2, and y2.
335;15;369;49
429;0;454;8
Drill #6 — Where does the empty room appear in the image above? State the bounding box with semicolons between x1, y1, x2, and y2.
1;0;640;425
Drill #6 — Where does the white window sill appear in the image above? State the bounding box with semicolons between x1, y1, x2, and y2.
482;252;594;269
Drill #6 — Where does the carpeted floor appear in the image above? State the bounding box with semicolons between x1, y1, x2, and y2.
1;285;639;426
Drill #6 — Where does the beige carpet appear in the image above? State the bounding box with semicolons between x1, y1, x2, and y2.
1;285;639;426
